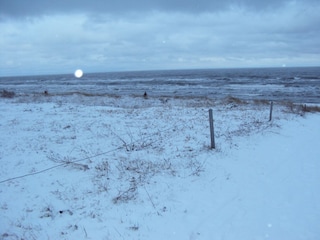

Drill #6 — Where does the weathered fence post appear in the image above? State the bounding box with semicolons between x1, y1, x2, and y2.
209;109;215;149
269;101;273;121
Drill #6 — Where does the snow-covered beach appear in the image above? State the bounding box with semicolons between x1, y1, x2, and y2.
1;95;320;240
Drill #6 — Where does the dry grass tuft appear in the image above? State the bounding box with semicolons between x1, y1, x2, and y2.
283;102;320;115
1;90;15;98
302;105;320;113
223;96;248;105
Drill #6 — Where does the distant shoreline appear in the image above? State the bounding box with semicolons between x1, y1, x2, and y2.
1;67;320;104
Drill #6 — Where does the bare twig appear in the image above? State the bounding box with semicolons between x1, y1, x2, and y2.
144;186;161;216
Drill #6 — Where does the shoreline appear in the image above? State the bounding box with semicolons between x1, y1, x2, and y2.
2;92;320;115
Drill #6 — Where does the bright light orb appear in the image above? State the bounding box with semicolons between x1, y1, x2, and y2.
74;69;83;78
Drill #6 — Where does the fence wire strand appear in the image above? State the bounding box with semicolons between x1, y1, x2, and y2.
0;118;191;184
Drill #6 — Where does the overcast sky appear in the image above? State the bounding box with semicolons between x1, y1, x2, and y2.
1;0;320;76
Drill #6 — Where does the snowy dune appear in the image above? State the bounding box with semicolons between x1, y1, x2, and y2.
0;95;320;240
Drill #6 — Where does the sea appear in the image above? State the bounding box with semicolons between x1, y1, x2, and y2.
1;67;320;104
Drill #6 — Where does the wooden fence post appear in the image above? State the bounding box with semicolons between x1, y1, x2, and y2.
209;109;215;149
269;101;273;121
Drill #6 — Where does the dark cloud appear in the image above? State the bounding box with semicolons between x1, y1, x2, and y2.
1;0;319;76
1;0;315;18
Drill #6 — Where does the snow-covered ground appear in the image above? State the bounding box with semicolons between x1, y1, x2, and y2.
1;95;319;240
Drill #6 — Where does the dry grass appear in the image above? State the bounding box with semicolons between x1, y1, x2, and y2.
1;90;15;98
223;96;248;105
253;99;271;105
283;102;320;115
302;105;320;113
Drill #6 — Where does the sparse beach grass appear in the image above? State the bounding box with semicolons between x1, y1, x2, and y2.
1;94;319;239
